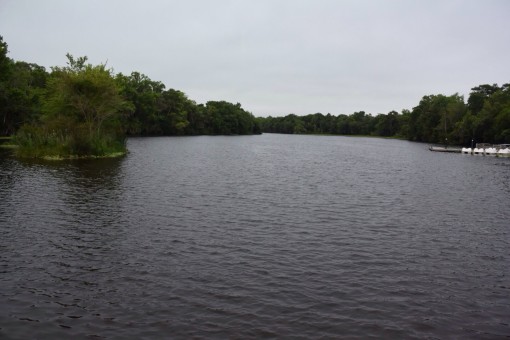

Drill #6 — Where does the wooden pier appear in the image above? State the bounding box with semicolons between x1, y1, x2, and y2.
428;146;462;153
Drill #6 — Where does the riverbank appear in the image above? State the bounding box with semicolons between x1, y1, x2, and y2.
264;132;408;140
0;136;13;143
12;150;126;161
0;138;126;160
39;151;126;161
0;137;16;149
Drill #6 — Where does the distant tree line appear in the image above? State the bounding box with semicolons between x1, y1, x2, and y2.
1;35;509;156
258;85;510;145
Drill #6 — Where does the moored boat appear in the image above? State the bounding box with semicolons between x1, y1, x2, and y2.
459;143;510;156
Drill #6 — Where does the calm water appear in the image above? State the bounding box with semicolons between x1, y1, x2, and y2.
1;134;509;339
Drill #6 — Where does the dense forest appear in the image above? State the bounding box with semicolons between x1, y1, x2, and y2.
258;85;510;145
1;35;509;158
0;36;260;157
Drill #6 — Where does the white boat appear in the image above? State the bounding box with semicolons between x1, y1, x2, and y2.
485;147;498;155
496;144;510;157
460;143;510;156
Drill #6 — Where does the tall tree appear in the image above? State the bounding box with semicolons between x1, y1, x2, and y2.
45;55;129;140
157;89;191;135
116;72;165;135
374;111;400;137
467;84;500;116
0;35;14;135
15;54;130;157
407;94;466;143
0;37;48;135
473;84;510;143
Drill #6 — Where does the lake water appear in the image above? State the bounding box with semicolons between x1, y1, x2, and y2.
1;134;509;339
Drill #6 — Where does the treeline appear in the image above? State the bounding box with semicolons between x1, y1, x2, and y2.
0;36;260;142
1;34;509;155
115;72;260;136
258;86;510;145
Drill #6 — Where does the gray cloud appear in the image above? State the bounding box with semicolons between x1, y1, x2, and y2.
1;0;509;116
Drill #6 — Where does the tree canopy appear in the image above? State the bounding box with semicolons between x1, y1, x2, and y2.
0;35;508;156
14;54;129;158
258;85;510;145
0;36;261;158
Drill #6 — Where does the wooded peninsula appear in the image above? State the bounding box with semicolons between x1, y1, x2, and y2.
1;36;509;159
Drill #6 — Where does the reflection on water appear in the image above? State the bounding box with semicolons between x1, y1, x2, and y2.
0;155;129;338
1;135;509;339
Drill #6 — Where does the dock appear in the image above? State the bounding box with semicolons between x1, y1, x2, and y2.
428;146;461;153
429;143;510;157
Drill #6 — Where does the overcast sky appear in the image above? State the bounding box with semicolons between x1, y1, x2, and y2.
1;0;509;117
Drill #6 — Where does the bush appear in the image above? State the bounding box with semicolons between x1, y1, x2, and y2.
14;121;125;159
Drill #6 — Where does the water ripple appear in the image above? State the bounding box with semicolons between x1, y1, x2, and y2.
1;135;509;339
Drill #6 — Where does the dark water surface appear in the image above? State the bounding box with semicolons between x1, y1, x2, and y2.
1;134;509;339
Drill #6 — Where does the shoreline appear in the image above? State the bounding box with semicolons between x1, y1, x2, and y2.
39;151;127;161
0;144;126;160
262;132;408;140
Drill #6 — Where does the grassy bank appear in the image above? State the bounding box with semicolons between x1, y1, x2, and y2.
0;140;125;160
14;145;127;160
0;144;18;149
39;151;126;161
0;136;13;143
12;125;127;160
0;136;17;149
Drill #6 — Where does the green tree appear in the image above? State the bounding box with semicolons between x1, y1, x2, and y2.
0;36;14;135
407;94;466;143
7;62;47;127
349;111;372;135
397;109;410;138
472;84;510;143
116;71;165;135
157;89;191;135
467;84;499;116
47;55;128;139
204;101;256;135
0;36;48;136
374;111;400;137
16;54;130;157
335;114;350;135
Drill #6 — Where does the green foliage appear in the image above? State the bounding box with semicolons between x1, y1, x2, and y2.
0;36;11;81
405;93;466;143
374;111;400;137
158;89;192;135
3;31;261;145
115;71;165;134
467;84;499;115
115;71;260;136
1;34;508;150
203;101;256;135
472;84;510;143
46;57;129;135
1;36;49;136
259;85;509;146
14;121;125;158
15;54;128;158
